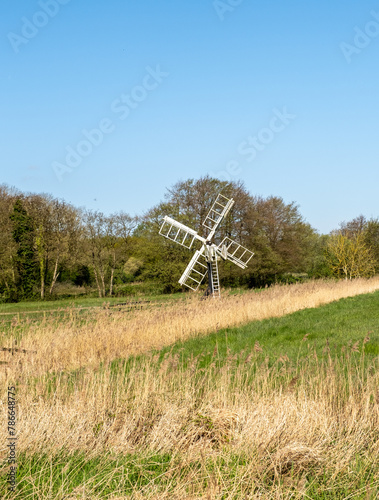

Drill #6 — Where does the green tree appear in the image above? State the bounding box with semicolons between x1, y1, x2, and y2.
326;232;376;280
9;199;38;299
364;218;379;272
306;234;332;278
0;186;18;300
245;196;316;285
332;215;379;277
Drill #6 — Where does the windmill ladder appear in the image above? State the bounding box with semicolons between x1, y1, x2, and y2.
211;259;220;297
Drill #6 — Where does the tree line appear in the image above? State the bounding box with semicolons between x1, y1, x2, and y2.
0;177;378;302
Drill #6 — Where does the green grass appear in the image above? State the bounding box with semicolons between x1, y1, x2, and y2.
0;451;173;499
110;290;379;376
34;290;379;404
1;451;377;499
2;290;379;499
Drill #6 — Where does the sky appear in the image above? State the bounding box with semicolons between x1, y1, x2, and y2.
1;0;378;234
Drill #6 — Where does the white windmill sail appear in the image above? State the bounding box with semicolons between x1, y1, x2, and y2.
178;247;208;290
217;237;254;269
203;193;234;235
159;216;200;249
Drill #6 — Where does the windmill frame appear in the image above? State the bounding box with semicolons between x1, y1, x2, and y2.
159;193;254;297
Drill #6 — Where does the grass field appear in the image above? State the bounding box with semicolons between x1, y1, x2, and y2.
0;292;184;315
0;278;378;499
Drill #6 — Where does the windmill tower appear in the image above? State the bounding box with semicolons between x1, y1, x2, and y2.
159;193;254;297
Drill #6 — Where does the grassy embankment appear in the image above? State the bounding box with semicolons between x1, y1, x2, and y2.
0;278;378;499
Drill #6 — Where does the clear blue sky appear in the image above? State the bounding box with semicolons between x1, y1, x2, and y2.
1;0;378;233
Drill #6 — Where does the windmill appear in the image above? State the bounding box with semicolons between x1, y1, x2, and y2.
159;193;254;297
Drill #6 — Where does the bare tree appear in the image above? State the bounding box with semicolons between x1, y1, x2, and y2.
48;200;81;295
109;212;138;295
24;195;81;298
83;210;107;297
339;215;367;237
83;210;137;297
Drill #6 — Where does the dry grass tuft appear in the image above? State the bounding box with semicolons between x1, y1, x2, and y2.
271;443;323;475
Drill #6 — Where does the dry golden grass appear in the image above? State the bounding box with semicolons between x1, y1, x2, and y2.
1;344;378;498
0;278;378;498
2;276;379;379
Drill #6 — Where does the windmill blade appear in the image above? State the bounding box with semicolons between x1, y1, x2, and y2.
179;248;208;291
217;237;254;269
159;216;203;249
203;194;235;234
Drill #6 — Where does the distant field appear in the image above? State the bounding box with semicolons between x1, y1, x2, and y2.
0;292;183;314
0;278;378;498
0;293;185;340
